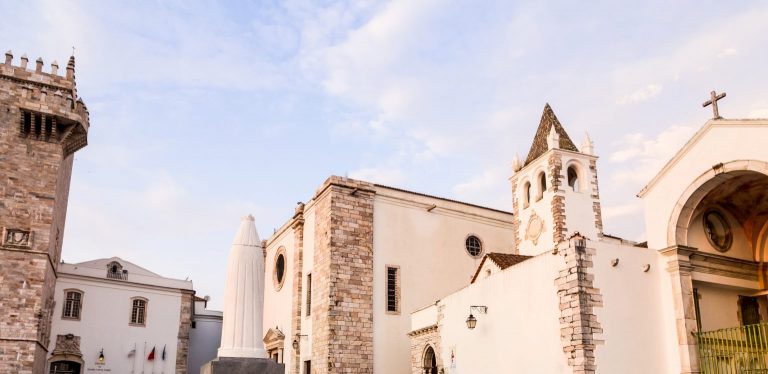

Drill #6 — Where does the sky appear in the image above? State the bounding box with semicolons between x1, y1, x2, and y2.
1;0;767;309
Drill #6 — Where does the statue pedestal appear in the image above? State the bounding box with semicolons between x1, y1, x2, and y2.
201;357;285;374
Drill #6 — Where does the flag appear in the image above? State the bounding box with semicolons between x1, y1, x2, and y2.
147;346;155;361
162;345;166;361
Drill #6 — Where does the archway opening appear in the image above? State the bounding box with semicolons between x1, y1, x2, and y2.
50;361;81;374
423;346;437;374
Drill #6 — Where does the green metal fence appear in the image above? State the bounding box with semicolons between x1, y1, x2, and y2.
697;323;768;373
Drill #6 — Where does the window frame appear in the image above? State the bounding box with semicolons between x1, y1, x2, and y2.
61;289;83;320
465;235;483;258
305;273;312;317
129;297;148;327
273;246;287;292
537;171;547;201
385;265;401;315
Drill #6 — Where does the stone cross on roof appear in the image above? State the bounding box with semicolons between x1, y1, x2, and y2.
702;90;726;119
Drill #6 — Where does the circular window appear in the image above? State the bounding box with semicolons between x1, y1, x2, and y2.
703;210;732;252
273;248;287;291
465;235;483;257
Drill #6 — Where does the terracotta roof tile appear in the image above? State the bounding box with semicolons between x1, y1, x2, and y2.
486;252;532;269
524;103;579;166
470;252;532;283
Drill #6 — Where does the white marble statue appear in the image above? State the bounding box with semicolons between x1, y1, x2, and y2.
217;215;267;359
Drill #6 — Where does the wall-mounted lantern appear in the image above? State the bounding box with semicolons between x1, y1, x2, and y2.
466;305;488;330
292;334;308;350
98;349;105;363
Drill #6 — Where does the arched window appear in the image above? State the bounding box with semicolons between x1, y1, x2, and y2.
523;181;531;207
62;290;83;320
423;346;437;374
537;172;546;201
130;297;147;326
567;166;580;192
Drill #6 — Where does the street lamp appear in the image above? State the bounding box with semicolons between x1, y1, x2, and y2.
293;334;308;350
466;306;488;330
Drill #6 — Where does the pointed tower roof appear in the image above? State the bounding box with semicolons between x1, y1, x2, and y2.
524;103;579;166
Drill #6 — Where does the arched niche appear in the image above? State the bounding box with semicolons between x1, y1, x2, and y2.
668;160;768;265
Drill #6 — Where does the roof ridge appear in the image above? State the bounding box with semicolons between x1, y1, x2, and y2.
523;103;579;166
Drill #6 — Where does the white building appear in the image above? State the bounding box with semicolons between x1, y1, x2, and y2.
48;257;195;374
189;296;223;374
409;101;768;373
260;177;515;373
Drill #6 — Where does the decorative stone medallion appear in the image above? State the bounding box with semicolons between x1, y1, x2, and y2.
703;210;732;252
3;228;31;248
525;213;544;245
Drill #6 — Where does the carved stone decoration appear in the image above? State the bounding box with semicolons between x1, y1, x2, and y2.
3;228;32;248
525;213;544;245
52;334;82;358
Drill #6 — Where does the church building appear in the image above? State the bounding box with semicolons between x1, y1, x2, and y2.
260;178;516;373
408;98;768;374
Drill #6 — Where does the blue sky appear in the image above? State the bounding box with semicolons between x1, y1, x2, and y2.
2;1;767;308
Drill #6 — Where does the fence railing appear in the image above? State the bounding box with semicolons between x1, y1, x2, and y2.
696;323;768;373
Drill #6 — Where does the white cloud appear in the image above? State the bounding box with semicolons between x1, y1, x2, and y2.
616;84;663;105
608;125;695;186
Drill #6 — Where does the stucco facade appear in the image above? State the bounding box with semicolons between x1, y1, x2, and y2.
262;176;515;373
48;257;194;374
409;107;768;374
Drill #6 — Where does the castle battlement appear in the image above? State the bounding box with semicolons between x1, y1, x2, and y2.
0;50;89;154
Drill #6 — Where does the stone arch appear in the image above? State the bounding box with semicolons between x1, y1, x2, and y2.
668;160;768;248
422;344;437;374
564;159;586;193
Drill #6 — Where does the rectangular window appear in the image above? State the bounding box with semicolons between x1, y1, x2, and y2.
130;298;147;325
62;291;82;319
306;273;312;316
386;266;399;313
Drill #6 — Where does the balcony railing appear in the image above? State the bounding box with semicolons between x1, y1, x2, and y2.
106;271;128;280
696;322;768;373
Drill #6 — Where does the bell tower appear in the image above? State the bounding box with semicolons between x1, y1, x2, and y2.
510;104;602;256
0;51;90;373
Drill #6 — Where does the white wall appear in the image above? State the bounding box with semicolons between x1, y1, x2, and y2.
189;300;222;373
372;186;515;374
514;150;600;256
263;221;296;368
50;275;184;373
428;252;568;373
590;241;675;373
642;121;768;249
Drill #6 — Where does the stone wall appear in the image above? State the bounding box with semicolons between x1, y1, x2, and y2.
549;153;567;245
555;235;603;374
408;325;441;374
0;52;89;374
588;159;603;236
176;290;194;374
290;203;305;374
311;177;375;374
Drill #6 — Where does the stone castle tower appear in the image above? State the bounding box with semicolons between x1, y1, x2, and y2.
0;51;89;373
510;104;602;256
